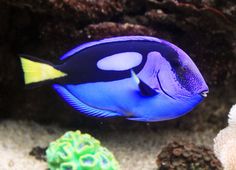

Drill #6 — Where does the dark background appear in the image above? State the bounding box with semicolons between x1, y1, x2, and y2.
0;0;235;130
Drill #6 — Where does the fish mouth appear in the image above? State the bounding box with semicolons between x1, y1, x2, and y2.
200;90;209;97
156;72;175;99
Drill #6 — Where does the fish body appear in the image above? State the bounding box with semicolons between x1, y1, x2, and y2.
20;36;209;122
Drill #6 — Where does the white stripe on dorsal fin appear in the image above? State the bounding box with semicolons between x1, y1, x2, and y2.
60;36;162;60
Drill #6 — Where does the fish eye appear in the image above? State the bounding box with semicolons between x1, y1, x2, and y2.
200;91;209;97
181;66;187;71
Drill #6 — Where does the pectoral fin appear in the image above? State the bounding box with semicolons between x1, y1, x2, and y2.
131;70;158;96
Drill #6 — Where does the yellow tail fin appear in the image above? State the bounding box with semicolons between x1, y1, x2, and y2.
20;57;67;84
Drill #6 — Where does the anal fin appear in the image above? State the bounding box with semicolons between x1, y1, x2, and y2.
53;84;120;118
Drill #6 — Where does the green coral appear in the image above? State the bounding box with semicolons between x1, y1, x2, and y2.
46;130;120;170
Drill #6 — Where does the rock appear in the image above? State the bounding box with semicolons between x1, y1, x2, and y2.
156;141;223;170
214;105;236;170
29;146;47;161
81;22;157;40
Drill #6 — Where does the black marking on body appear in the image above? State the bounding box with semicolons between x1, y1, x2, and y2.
56;40;193;92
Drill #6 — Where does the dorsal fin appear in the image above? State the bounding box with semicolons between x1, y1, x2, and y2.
131;70;158;97
60;36;162;60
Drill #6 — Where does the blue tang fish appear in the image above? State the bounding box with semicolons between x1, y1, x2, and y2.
20;36;209;122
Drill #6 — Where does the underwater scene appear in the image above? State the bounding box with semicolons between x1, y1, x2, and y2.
0;0;235;170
